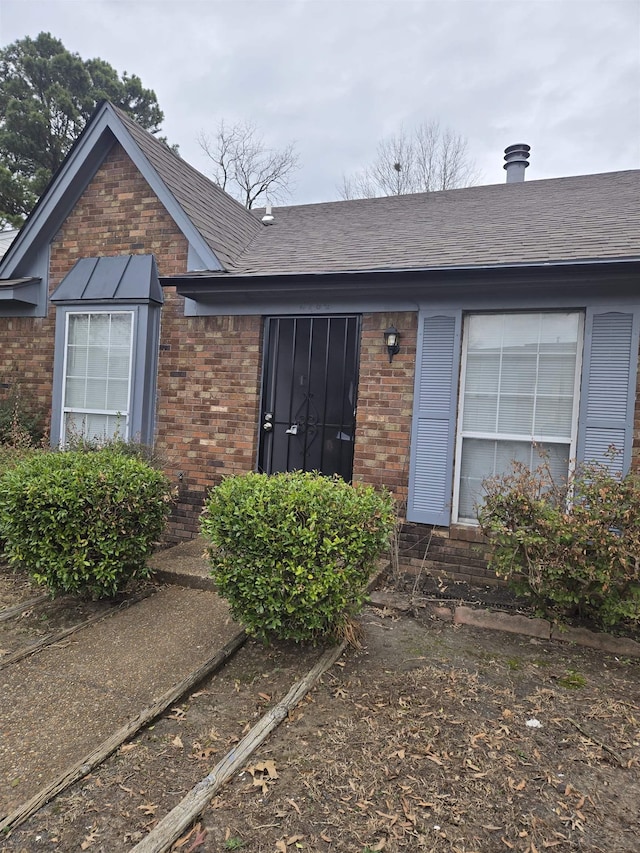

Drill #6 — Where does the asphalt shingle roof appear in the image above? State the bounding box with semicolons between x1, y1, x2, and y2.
113;108;639;277
113;107;261;269
229;170;640;275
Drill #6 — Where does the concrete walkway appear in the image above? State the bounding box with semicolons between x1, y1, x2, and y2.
0;542;238;816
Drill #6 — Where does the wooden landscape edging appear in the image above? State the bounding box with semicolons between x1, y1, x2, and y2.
0;587;157;671
0;629;247;835
0;594;49;622
130;639;348;853
129;561;390;852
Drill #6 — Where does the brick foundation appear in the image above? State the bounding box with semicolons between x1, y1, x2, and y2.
399;521;496;586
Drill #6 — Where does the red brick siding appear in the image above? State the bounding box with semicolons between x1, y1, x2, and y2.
352;312;416;505
49;144;189;287
156;312;262;538
0;317;54;428
400;522;495;587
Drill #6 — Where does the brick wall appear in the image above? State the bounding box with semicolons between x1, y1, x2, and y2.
352;312;416;504
400;522;495;587
50;144;190;288
155;312;262;539
0;317;54;431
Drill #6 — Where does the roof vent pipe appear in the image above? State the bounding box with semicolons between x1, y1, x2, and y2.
261;203;274;225
503;143;530;183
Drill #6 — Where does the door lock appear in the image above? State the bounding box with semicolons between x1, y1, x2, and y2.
262;412;273;431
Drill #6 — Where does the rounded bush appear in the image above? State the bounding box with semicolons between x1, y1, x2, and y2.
0;447;172;598
478;458;640;629
201;471;394;643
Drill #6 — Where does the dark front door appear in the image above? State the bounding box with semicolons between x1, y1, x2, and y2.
258;316;361;480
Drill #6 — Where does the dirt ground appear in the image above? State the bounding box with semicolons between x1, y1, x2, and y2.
1;565;639;853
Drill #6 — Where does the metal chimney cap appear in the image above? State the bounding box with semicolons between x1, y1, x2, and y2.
503;143;531;182
504;143;531;157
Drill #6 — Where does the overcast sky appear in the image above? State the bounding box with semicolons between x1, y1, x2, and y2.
2;0;639;205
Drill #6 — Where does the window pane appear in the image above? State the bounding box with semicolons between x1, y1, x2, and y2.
462;393;498;431
467;314;504;351
68;315;89;346
110;313;133;346
497;394;534;433
539;313;580;351
458;438;571;520
85;379;108;409
501;314;540;350
538;354;577;396
106;379;129;411
86;346;109;378
108;349;130;380
65;412;123;443
465;352;500;390
66;346;88;376
462;312;579;439
534;396;575;436
500;353;537;393
64;377;86;408
90;314;111;345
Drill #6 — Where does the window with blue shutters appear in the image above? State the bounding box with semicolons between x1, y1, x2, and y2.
407;304;639;529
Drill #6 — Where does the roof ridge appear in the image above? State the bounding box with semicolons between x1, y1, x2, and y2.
256;168;640;214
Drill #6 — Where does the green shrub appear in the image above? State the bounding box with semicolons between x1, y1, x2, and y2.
0;446;172;598
201;471;395;643
478;457;640;628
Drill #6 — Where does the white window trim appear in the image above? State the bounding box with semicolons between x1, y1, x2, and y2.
452;311;584;524
60;309;135;445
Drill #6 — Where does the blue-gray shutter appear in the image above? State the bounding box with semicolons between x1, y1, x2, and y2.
407;310;462;525
577;308;640;475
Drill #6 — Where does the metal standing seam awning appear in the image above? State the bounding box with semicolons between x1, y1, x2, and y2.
50;255;164;304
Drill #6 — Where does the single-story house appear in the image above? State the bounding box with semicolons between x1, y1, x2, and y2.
1;102;638;583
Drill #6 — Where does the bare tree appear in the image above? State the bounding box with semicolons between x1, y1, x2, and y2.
339;121;477;199
198;120;299;209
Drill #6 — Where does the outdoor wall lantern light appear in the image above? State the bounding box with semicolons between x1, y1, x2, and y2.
384;325;400;362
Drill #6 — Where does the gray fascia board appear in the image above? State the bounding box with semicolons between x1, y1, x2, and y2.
166;255;640;288
168;259;640;311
